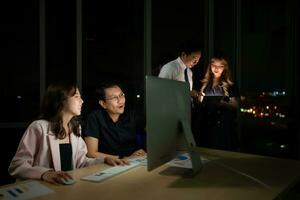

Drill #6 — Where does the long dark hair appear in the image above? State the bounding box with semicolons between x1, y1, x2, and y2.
40;81;81;139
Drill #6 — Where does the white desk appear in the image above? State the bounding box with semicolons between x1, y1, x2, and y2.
2;148;300;200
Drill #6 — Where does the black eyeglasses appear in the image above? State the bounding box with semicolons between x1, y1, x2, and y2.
105;93;125;101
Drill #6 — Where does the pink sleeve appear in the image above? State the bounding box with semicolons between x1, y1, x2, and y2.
8;121;52;180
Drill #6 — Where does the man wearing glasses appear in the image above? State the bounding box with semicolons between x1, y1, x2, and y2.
84;82;146;162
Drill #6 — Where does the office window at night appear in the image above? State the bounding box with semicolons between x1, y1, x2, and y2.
0;1;40;122
82;0;144;115
151;0;205;82
239;1;296;158
213;0;298;158
213;0;235;69
0;128;26;185
45;0;77;84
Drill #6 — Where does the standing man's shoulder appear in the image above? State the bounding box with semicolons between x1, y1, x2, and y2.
158;58;180;79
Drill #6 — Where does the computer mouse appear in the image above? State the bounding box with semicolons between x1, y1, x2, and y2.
61;177;76;185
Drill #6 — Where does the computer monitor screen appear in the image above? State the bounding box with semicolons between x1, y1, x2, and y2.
145;76;202;173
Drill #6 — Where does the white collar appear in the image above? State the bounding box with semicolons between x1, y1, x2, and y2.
176;57;188;70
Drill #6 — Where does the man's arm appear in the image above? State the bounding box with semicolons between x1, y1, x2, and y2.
84;136;128;166
84;136;116;158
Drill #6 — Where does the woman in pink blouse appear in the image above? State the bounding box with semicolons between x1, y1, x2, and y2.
9;81;126;185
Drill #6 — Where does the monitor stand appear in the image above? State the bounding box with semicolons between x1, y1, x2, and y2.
179;119;203;174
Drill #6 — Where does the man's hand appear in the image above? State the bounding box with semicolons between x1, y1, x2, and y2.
131;149;147;157
191;90;200;98
191;90;205;102
104;156;129;166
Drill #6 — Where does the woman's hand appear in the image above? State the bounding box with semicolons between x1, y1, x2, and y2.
196;92;205;103
41;170;73;185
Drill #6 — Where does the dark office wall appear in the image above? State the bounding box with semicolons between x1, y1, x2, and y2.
0;0;299;186
81;0;144;118
0;0;39;185
0;1;40;122
0;0;77;185
151;0;205;78
0;128;26;185
46;0;77;84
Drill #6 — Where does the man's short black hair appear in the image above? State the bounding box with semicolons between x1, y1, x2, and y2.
95;82;122;101
177;40;203;56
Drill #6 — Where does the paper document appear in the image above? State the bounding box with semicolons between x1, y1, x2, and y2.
167;153;193;169
0;181;54;200
167;153;208;169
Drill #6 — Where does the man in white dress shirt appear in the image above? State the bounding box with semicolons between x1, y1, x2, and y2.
158;40;202;97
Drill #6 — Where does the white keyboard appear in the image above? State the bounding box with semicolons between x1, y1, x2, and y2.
81;157;147;183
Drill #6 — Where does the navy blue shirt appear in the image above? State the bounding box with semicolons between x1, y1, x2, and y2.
83;108;141;157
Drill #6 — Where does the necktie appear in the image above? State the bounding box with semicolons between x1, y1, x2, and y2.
184;68;189;82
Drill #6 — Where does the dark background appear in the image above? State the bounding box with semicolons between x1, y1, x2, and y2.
0;0;299;186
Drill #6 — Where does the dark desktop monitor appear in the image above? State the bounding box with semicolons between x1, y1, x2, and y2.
145;75;202;173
